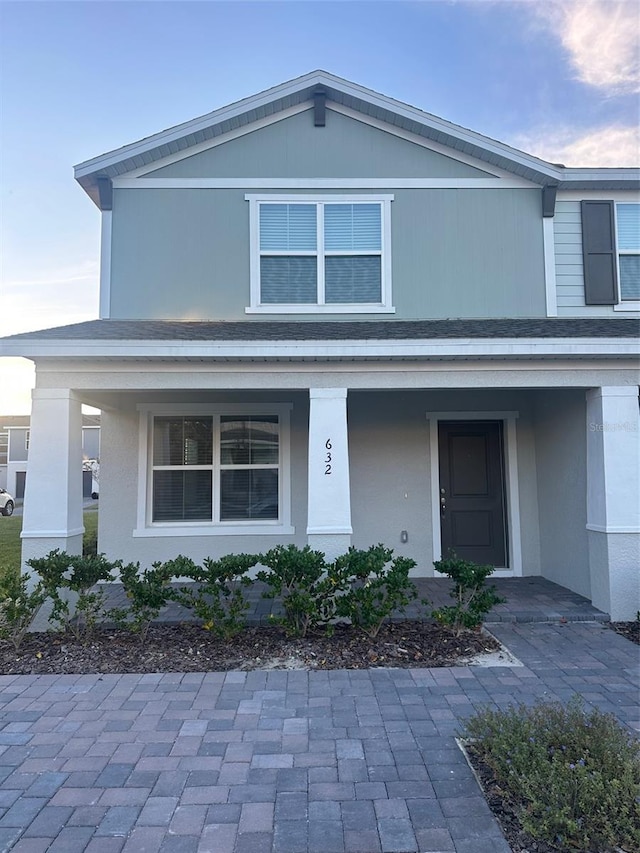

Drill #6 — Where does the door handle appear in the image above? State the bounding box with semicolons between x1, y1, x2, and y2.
440;495;446;514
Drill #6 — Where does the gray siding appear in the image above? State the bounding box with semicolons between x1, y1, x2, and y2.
554;200;639;317
110;187;546;320
146;108;493;179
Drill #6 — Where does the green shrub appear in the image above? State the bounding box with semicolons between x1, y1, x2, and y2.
0;572;46;650
432;553;504;634
331;545;418;638
257;544;335;637
173;554;259;639
110;560;175;641
463;697;640;851
27;549;116;639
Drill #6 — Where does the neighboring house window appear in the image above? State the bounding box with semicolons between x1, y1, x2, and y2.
616;203;640;301
246;194;394;313
143;406;291;531
581;200;640;306
0;430;7;466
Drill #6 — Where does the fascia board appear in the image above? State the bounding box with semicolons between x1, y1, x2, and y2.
2;337;639;360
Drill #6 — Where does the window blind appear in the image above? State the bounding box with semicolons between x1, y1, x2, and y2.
325;204;381;251
260;257;317;303
260;204;317;251
617;204;640;251
325;256;382;303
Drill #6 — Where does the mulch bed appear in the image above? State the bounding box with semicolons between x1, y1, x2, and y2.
609;620;640;645
0;620;499;675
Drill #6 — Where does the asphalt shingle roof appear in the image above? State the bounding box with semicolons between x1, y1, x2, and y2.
3;318;639;342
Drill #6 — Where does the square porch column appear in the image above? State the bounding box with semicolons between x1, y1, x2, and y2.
586;386;640;621
307;388;352;560
21;389;84;580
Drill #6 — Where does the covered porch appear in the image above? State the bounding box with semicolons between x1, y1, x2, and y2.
19;359;640;621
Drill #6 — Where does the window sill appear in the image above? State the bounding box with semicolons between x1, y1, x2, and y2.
613;302;640;312
133;523;295;538
245;305;396;314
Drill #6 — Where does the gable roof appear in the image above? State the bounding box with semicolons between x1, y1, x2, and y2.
74;70;640;208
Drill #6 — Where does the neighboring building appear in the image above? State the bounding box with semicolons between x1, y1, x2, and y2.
0;415;100;499
0;71;638;618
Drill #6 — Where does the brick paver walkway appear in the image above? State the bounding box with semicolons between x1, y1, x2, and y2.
0;621;637;850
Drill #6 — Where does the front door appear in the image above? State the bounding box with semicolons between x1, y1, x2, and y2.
438;421;508;567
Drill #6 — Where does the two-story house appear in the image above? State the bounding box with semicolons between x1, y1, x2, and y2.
0;415;100;500
1;71;638;619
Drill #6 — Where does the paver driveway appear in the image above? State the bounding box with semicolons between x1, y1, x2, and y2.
0;620;637;853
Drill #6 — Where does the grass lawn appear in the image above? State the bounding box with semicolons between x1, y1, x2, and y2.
0;509;99;583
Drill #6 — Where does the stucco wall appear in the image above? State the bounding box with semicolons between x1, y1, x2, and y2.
533;388;591;598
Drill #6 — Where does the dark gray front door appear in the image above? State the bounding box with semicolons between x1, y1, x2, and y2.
438;421;508;567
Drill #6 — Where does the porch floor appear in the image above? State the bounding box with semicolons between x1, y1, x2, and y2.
99;576;610;625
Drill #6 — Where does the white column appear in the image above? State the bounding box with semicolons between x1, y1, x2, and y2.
586;386;640;620
21;389;84;578
307;388;352;560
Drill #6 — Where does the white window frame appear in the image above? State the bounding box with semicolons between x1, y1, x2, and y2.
134;403;294;537
245;193;394;314
613;202;640;311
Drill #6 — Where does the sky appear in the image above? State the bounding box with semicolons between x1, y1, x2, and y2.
0;0;638;414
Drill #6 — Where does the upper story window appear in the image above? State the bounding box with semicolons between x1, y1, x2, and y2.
616;203;640;301
246;194;394;314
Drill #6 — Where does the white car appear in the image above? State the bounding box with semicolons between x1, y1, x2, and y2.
0;489;15;517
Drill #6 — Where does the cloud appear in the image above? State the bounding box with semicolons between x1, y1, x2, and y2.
514;123;640;167
535;0;639;95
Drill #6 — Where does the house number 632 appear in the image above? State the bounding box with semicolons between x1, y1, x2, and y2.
324;438;332;475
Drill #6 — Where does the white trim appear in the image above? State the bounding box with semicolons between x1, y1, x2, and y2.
586;523;640;534
245;192;395;203
613;302;640;312
245;305;397;315
136;402;293;537
4;338;638;360
542;218;557;317
306;526;353;535
99;211;112;320
21;527;85;539
89;103;311;179
112;177;535;190
309;388;347;399
133;524;295;538
246;194;394;313
427;411;522;576
557;190;640;202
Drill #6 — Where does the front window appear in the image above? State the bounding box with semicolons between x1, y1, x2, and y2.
148;411;286;526
616;203;640;301
246;194;393;313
